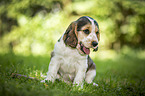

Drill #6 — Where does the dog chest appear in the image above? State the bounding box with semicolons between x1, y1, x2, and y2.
53;38;88;75
59;55;78;73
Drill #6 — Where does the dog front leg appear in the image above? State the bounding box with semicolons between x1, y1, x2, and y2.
43;57;60;83
73;62;87;86
73;71;86;87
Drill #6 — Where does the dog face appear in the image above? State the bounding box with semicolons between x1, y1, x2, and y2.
63;16;100;55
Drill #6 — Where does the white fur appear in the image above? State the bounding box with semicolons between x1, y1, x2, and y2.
85;70;96;83
42;36;88;86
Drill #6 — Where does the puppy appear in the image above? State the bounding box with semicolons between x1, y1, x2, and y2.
42;16;100;87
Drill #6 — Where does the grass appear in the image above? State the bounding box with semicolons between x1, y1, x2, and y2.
0;53;145;96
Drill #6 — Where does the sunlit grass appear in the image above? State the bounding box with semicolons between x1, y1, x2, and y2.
0;51;144;96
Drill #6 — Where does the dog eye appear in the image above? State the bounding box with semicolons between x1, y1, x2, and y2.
83;29;90;34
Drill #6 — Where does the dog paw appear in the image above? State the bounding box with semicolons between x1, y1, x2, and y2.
40;79;47;83
73;82;84;89
93;83;98;87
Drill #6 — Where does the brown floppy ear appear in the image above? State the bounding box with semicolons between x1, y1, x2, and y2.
63;22;78;48
97;32;100;41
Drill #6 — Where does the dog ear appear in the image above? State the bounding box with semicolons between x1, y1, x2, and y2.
97;32;100;41
63;22;78;48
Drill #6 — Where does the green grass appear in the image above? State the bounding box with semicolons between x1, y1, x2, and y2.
0;53;145;96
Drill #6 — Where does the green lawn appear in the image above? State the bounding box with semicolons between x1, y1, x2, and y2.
0;53;144;96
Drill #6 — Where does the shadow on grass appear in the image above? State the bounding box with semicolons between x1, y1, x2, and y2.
0;53;145;96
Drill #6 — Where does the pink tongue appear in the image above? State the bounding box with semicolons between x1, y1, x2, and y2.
83;46;90;55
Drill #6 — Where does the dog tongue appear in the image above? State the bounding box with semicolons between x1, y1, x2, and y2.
83;46;90;55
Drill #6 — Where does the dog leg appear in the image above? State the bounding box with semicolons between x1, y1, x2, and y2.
41;56;60;83
73;61;87;87
73;71;85;85
85;69;96;81
85;69;98;86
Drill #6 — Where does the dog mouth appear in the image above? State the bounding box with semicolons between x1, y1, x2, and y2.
80;42;90;55
93;46;98;52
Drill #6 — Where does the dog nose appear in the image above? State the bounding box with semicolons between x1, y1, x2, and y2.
92;41;98;47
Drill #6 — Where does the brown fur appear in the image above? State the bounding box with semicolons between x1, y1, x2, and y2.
50;51;55;59
87;56;96;72
63;22;78;48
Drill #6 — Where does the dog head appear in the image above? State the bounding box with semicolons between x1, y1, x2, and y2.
63;16;100;55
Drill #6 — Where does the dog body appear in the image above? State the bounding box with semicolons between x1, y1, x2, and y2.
42;16;100;86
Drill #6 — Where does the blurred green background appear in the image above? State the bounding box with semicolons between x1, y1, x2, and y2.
0;0;145;58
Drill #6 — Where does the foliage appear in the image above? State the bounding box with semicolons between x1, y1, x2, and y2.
0;0;145;55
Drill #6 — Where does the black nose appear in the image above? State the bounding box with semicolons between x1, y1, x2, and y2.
92;41;98;47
